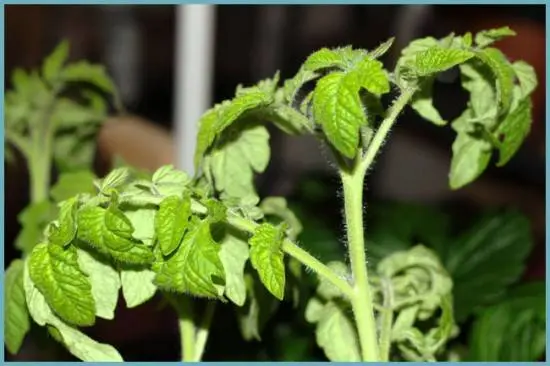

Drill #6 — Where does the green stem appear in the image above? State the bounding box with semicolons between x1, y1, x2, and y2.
341;171;379;362
178;297;196;362
341;88;417;362
226;214;354;299
193;302;216;361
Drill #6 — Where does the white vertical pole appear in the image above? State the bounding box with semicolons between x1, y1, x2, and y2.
174;5;216;175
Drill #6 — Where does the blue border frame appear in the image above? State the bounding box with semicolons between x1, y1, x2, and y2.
1;1;548;364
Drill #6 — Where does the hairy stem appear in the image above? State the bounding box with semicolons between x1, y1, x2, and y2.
341;88;417;361
341;171;379;361
226;214;354;299
193;302;216;361
178;297;196;362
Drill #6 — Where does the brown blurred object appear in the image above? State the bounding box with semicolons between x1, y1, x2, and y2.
96;115;176;173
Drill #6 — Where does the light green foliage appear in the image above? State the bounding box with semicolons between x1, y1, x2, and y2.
259;197;303;240
28;243;96;326
218;231;250;306
77;249;121;320
156;195;192;256
249;223;286;300
48;198;78;247
474;26;516;48
153;217;225;298
15;200;58;254
5;260;30;355
469;282;545;361
50;171;97;202
120;268;157;308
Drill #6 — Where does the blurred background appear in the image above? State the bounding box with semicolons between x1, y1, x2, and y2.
4;4;546;361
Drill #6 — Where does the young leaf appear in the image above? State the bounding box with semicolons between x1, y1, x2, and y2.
494;97;532;166
314;301;361;362
99;167;131;192
303;48;347;72
5;259;30;355
205;198;228;223
305;297;325;323
369;37;395;59
23;262;123;361
77;249;121;320
313;72;365;158
468;282;544;361
442;211;533;322
260;197;303;240
48;198;78;248
474;48;515;115
474;26;516;48
54;131;97;173
153;218;225;298
449;132;492;190
214;90;273;135
218;232;250;306
61;61;115;93
77;205;154;265
50;170;97;203
28;243;95;326
42;40;69;84
207;125;270;199
120;268;157;308
512;61;538;98
412;46;474;77
123;207;157;247
152;165;191;197
317;261;350;300
459;61;497;125
283;67;319;104
156;195;192;256
410;79;446;126
354;57;390;95
249;223;286;300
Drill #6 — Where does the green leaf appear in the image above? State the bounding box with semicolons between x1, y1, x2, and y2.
304;296;325;323
474;48;515;116
474;26;516;48
153;218;225;298
207;125;270;199
442;211;533;322
48;198;78;247
249;223;286;300
54;131;97;173
218;231;250;306
123;207;157;247
152;165;191;197
354;57;390;95
260;197;303;240
51;170;97;203
61;61;115;93
120;268;157;308
205;199;228;223
15;200;58;254
313;72;365;158
156;195;192;256
51;98;105;129
77;249;121;320
283;67;319;104
410;78;446;125
469;282;544;361
5;259;30;355
28;243;95;326
100;167;131;192
459;61;497;125
23;262;123;361
369;37;395;59
77;205;154;265
494;97;532;166
449;132;492;190
512;61;538;98
315;301;361;362
42;40;69;83
303;48;347;72
412;46;474;77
